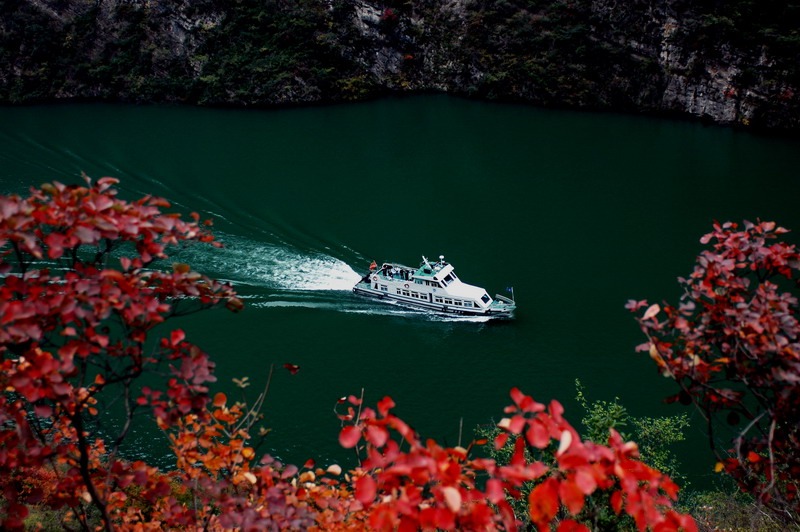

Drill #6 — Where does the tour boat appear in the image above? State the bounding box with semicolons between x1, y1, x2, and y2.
353;256;516;318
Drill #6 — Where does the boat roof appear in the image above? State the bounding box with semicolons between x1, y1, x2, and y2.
413;258;453;280
446;279;487;299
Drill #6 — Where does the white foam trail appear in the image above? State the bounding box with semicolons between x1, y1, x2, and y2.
176;233;361;291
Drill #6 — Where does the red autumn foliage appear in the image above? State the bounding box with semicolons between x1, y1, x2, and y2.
0;177;240;530
630;220;800;526
0;178;695;530
334;388;694;531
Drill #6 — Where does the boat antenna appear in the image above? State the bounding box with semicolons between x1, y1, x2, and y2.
422;255;431;268
439;255;445;264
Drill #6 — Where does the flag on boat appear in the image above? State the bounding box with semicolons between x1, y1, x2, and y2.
505;287;514;292
369;260;377;271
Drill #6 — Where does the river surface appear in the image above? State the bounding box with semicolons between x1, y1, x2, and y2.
1;96;798;488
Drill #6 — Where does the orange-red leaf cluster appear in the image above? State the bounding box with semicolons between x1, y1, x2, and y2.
632;220;800;524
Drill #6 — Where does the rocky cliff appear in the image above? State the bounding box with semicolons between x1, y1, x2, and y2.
1;0;798;130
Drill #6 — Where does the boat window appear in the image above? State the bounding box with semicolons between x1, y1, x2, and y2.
481;294;491;304
373;283;378;289
380;285;387;291
444;274;454;284
396;289;401;295
454;300;462;306
434;296;443;303
444;298;453;305
402;290;410;296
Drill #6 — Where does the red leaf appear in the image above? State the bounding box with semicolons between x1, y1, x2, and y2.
510;387;526;406
486;478;505;504
643;303;661;320
441;486;462;513
559;479;586;515
365;425;389;448
511;435;526;466
44;232;65;259
355;475;376;506
625;299;648;311
526;418;551;449
170;329;185;347
212;392;226;408
377;396;395;417
494;432;510;450
348;394;362;406
508;415;526;434
529;477;559;526
574;468;597;495
610;490;623;515
432;508;455;530
339;425;361;449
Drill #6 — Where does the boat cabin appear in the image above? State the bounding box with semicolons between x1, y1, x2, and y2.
363;256;496;311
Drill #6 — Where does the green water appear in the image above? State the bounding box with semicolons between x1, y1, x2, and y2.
1;96;799;488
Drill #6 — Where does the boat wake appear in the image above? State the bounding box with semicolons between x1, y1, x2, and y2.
173;232;361;292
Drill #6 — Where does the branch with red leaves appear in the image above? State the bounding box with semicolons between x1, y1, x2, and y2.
335;388;695;531
629;220;800;526
0;178;241;530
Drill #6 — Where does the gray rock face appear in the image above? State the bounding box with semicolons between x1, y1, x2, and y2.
1;0;797;129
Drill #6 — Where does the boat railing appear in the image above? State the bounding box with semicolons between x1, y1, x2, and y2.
494;294;515;305
376;268;415;281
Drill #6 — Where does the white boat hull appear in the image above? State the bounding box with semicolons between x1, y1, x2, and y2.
352;260;515;319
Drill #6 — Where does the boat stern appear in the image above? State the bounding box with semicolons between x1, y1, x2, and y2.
488;294;516;317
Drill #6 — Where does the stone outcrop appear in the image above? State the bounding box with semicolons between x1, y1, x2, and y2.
1;0;797;130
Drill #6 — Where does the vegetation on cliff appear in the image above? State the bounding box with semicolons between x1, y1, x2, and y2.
0;0;798;128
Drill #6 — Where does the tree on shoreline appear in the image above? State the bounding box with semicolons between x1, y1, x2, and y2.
0;178;695;530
